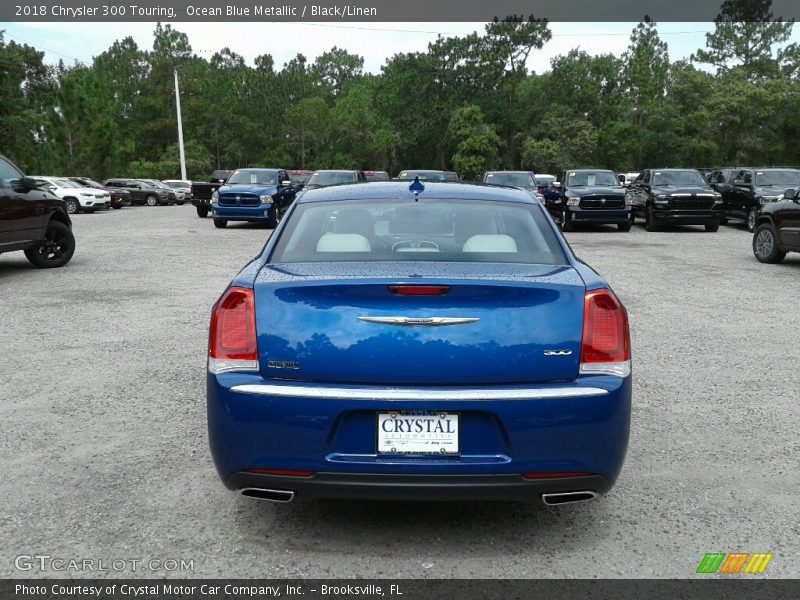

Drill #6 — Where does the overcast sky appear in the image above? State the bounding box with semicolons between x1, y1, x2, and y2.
3;21;800;74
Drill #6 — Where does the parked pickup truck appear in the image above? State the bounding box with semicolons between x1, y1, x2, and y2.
710;167;800;232
191;169;232;218
557;168;632;232
211;168;300;229
1;153;76;268
629;168;723;232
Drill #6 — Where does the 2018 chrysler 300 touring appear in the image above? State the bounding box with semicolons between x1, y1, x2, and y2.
207;181;632;505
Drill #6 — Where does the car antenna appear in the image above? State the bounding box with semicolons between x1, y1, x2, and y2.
409;176;424;202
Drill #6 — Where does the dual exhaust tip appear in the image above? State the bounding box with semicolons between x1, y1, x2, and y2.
240;488;295;503
541;491;597;505
239;488;597;505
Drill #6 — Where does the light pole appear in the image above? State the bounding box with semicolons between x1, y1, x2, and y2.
174;68;187;181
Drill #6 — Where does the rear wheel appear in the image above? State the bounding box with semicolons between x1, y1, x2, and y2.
196;206;209;218
64;198;79;214
753;224;786;264
705;221;720;232
645;206;660;232
145;195;158;207
747;207;758;232
24;221;75;268
214;219;227;229
112;204;122;210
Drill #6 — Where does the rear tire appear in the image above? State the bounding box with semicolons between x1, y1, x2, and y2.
705;221;720;232
24;221;75;268
145;195;158;207
112;205;122;210
753;224;786;264
645;206;660;232
196;206;209;218
560;211;573;232
214;219;227;229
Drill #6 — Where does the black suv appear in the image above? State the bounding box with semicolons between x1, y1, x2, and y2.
103;178;173;206
628;169;723;232
0;154;75;268
710;167;800;232
752;188;800;263
556;168;632;232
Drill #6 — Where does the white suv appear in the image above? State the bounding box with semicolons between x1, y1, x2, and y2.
31;176;110;214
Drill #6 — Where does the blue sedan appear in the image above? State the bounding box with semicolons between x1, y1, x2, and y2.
207;181;631;505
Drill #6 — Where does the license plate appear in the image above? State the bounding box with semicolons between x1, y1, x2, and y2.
377;411;460;455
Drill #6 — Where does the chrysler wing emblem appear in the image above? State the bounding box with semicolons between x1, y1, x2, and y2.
358;316;480;327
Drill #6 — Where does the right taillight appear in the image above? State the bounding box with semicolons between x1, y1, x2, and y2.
208;286;259;374
580;288;631;377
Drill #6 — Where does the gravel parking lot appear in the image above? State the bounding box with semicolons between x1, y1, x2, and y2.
1;205;798;578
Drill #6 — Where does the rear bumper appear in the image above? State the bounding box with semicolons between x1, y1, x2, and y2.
225;471;610;502
212;204;273;221
208;373;631;501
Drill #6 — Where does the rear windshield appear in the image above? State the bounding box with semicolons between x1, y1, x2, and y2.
485;173;534;187
308;172;356;186
270;199;567;265
365;172;390;182
535;175;555;186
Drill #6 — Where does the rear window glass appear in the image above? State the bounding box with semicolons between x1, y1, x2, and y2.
270;199;567;265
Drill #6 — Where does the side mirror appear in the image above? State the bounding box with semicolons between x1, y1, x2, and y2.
784;188;795;200
20;176;40;190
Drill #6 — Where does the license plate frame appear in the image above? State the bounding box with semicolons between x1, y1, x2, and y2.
376;410;460;456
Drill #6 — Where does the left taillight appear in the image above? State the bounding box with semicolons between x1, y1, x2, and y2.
579;288;631;377
208;286;259;374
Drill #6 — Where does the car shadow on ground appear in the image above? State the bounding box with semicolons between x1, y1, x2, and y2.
564;224;628;233
214;222;273;230
230;494;610;557
632;222;718;233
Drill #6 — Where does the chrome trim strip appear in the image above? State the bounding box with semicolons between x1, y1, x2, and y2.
358;316;480;327
229;384;609;400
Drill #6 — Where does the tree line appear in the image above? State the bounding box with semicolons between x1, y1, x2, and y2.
2;0;800;181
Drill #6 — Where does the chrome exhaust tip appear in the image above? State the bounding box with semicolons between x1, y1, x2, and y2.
541;491;597;506
240;488;295;503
